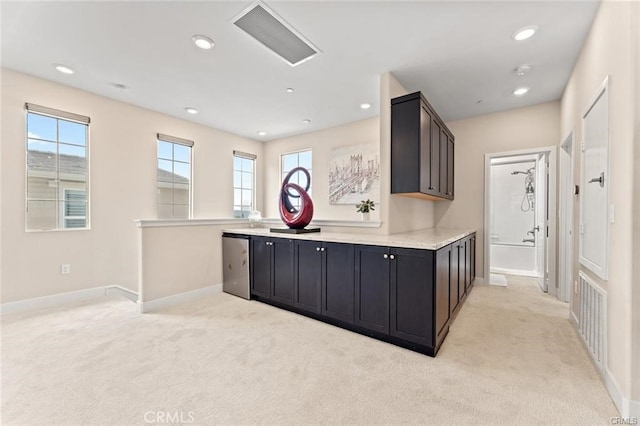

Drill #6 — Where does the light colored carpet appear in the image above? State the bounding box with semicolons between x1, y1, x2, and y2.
2;275;618;425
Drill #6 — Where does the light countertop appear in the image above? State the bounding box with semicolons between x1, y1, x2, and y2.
222;227;475;250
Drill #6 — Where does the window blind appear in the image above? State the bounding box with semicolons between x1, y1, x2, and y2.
157;133;194;147
25;103;90;124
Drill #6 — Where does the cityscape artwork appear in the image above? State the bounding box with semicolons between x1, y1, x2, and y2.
329;143;380;205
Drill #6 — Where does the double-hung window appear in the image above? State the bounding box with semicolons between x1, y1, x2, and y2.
25;103;89;231
157;133;192;219
281;149;312;209
233;151;256;218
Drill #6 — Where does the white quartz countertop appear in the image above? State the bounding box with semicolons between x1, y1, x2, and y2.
222;227;475;251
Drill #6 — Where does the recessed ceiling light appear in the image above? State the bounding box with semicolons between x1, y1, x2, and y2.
285;88;294;93
54;64;75;75
185;107;199;114
257;131;267;136
360;102;372;110
192;35;215;50
303;119;311;124
513;87;530;96
512;25;538;41
515;64;532;76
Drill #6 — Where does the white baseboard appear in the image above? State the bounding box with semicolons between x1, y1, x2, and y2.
1;285;139;315
630;398;640;418
605;366;640;418
105;285;138;302
570;310;579;326
137;284;223;313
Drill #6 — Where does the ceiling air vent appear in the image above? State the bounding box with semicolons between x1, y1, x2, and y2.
233;2;320;67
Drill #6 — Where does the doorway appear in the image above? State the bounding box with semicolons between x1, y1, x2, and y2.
484;147;557;294
558;133;574;303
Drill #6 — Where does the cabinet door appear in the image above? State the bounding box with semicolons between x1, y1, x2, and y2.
323;242;355;324
271;239;295;306
469;235;476;287
447;135;455;198
430;118;447;195
391;99;420;194
251;237;272;298
420;105;435;194
464;237;472;291
449;243;460;314
294;240;322;314
354;245;390;334
438;124;447;197
435;245;451;342
459;238;467;301
390;248;434;346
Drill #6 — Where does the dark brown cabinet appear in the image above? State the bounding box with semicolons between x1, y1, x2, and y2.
449;240;460;314
390;248;434;347
250;236;295;306
435;245;451;347
355;245;435;347
446;234;477;315
354;245;390;334
391;91;454;201
322;242;355;324
247;232;475;357
294;240;323;314
295;241;355;322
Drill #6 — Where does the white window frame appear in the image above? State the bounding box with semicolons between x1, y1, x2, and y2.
25;103;90;232
280;149;312;209
157;133;193;219
233;150;256;218
58;185;87;229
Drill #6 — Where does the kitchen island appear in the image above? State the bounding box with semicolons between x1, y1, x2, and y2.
223;227;476;356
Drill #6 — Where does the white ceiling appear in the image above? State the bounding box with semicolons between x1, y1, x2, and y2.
1;1;599;142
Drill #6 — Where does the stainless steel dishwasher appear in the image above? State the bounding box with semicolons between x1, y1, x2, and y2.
222;234;250;299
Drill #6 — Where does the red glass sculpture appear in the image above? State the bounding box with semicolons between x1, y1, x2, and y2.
279;167;314;229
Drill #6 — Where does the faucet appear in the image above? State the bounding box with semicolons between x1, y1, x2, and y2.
523;238;535;244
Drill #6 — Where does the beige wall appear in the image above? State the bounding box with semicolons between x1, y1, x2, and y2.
435;101;561;279
262;72;437;235
380;73;436;235
560;0;638;408
633;0;640;405
263;117;381;223
139;224;224;302
1;69;263;303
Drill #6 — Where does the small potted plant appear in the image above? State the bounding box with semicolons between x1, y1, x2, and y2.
356;199;375;221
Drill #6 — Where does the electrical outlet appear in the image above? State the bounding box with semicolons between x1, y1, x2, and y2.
60;264;71;274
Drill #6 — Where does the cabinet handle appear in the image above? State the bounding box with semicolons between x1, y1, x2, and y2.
383;254;388;259
316;247;321;251
321;247;326;252
428;186;435;190
390;254;395;260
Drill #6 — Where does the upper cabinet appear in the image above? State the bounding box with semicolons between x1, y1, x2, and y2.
391;91;454;201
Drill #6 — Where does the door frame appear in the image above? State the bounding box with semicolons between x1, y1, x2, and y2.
558;132;574;303
484;146;557;293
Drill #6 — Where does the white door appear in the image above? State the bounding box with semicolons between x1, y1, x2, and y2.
580;78;610;279
535;154;548;292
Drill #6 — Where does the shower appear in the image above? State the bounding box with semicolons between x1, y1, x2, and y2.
511;167;535;212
